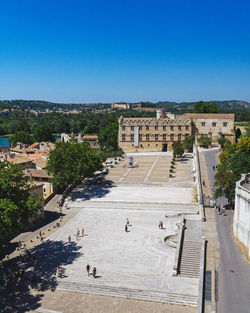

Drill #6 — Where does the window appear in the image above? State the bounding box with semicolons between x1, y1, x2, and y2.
163;125;166;131
178;134;182;140
201;122;206;127
223;122;228;127
185;134;189;138
146;134;150;141
170;134;174;141
130;134;134;142
178;125;182;131
146;125;149;131
155;126;158;131
170;125;174;131
155;134;158;141
163;134;166;141
139;126;142;130
139;134;142;141
122;126;125;131
131;126;134;131
212;122;217;127
185;125;189;130
122;134;126;141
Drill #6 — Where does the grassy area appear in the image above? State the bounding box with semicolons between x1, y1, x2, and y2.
235;122;249;126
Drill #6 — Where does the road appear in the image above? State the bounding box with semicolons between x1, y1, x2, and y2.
202;149;250;313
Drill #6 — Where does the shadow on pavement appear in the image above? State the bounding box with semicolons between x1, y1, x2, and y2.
0;240;82;313
70;179;115;202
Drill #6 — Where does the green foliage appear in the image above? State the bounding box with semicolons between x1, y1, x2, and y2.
183;135;195;152
235;127;242;141
193;101;219;113
47;141;104;192
33;124;54;142
214;137;250;201
243;123;250;137
98;122;121;155
197;136;211;148
172;141;184;157
9;131;34;145
0;161;41;249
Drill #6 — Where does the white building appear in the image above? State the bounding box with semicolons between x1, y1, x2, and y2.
233;174;250;259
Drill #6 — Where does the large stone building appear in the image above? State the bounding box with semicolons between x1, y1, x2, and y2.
185;113;235;145
118;109;235;152
233;174;250;259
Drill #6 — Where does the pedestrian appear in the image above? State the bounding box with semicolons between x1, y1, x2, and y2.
86;264;90;276
203;180;205;186
213;165;215;171
92;267;96;278
39;231;42;237
217;205;220;215
220;204;223;215
81;228;85;237
161;221;163;229
56;266;60;277
68;235;71;242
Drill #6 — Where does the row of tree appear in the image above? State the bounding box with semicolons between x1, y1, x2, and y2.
214;130;250;202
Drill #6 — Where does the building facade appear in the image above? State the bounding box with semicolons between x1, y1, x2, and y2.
233;174;250;259
185;113;235;144
118;109;193;152
118;110;235;152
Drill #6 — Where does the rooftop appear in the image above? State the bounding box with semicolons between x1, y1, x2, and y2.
185;113;235;119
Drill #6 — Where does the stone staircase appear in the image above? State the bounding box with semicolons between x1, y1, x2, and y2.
57;280;198;306
64;200;199;213
179;240;202;278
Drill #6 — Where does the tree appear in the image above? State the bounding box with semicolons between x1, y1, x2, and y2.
214;137;250;202
9;131;34;145
243;123;250;137
198;136;211;148
235;127;242;141
47;141;104;192
33;124;54;142
193;101;219;113
0;161;41;249
98;122;121;154
183;135;195;152
172;141;184;157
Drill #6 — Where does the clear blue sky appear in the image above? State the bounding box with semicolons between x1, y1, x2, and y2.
0;0;250;103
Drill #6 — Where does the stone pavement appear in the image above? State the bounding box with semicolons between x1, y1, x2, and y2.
1;153;203;313
28;289;196;313
199;149;220;313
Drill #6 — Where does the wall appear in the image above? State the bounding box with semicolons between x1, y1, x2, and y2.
233;174;250;259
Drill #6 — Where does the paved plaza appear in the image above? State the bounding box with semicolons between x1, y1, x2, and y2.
45;153;200;307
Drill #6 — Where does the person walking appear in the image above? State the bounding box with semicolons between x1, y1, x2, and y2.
68;235;71;242
86;264;90;276
81;228;85;237
92;267;96;278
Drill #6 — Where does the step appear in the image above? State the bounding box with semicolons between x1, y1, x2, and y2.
57;280;198;306
179;240;202;278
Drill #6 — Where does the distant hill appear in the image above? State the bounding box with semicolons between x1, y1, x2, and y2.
141;100;250;112
0;99;249;112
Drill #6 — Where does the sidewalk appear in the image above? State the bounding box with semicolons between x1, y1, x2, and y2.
199;151;219;313
6;194;81;260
